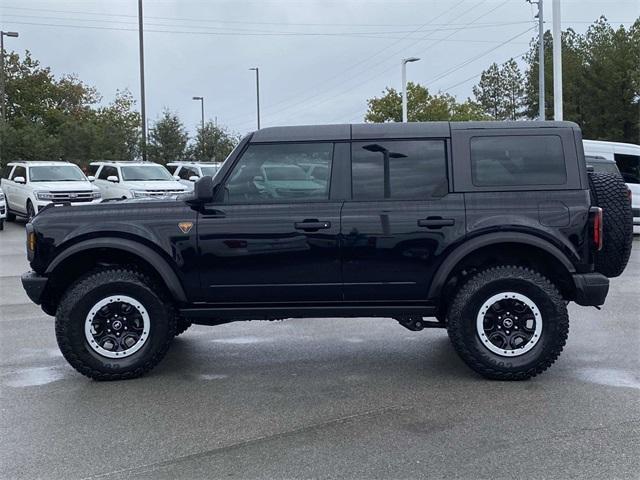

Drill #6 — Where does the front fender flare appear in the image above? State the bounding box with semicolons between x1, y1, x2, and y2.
45;238;188;303
427;232;576;301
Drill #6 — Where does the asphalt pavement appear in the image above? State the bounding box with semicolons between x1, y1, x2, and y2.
1;219;639;479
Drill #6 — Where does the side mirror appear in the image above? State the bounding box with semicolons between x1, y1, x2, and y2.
193;175;215;203
189;175;200;182
87;175;96;182
107;176;119;183
14;176;26;184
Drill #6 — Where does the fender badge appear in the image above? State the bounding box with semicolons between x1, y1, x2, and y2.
178;222;193;234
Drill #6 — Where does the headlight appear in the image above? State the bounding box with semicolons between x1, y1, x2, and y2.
91;191;101;199
35;191;55;201
130;190;149;198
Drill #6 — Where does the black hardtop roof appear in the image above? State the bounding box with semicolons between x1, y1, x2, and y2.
249;121;579;143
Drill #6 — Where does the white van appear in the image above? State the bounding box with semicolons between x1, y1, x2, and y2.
583;140;640;234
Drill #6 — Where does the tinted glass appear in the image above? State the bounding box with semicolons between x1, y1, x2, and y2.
351;140;447;200
88;164;100;176
224;143;333;204
121;165;173;181
2;165;14;179
614;153;640;184
471;135;566;187
178;166;197;180
29;165;86;182
12;166;26;180
98;166;118;180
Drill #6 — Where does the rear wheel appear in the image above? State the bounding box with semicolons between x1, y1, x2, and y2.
447;265;568;380
55;268;176;380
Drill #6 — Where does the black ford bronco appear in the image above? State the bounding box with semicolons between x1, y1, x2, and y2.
21;121;633;381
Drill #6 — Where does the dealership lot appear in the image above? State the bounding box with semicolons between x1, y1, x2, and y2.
0;219;638;479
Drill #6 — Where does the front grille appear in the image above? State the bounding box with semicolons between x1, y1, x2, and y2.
144;190;184;197
50;191;95;203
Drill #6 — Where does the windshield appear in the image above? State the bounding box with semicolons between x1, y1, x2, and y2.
121;165;173;181
264;165;308;181
29;165;87;182
200;166;219;177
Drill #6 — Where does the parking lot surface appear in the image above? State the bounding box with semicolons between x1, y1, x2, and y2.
1;219;639;479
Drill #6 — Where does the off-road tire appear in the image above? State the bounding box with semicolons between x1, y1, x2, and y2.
55;268;176;380
588;172;633;278
447;265;569;380
175;317;192;336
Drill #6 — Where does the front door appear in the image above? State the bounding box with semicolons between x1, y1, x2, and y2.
341;139;465;302
197;141;343;303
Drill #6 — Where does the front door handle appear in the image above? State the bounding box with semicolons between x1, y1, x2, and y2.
295;220;331;231
418;217;455;229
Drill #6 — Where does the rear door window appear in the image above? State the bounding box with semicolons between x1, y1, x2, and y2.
614;153;640;184
470;135;567;187
351;140;448;199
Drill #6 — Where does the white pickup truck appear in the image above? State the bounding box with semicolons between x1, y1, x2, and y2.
89;161;189;199
1;161;102;221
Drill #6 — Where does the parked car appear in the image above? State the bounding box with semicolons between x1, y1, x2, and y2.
167;162;222;191
0;187;6;230
586;155;622;176
89;161;189;199
0;161;102;221
21;121;633;381
583;139;640;233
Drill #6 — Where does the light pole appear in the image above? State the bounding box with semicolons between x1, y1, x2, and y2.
249;67;260;130
138;0;147;161
552;0;563;120
1;31;19;124
192;96;205;160
401;57;420;123
528;0;545;119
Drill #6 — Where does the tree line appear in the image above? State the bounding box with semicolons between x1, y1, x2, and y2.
0;51;239;169
365;17;639;144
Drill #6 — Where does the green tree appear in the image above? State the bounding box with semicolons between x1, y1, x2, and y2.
188;122;239;162
365;82;488;123
148;109;188;164
524;17;639;142
473;60;525;120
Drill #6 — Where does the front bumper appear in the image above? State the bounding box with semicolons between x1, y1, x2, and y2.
21;271;48;305
34;199;102;212
573;272;609;306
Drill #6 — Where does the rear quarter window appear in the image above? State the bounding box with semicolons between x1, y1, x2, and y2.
470;135;567;187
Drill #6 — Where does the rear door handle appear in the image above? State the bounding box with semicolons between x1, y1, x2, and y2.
418;217;455;228
295;220;331;231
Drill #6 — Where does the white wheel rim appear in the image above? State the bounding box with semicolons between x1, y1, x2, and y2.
85;295;150;359
476;291;543;357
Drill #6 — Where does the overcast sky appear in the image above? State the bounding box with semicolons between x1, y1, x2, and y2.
1;0;638;137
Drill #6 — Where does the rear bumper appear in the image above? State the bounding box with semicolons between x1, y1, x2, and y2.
573;273;609;306
21;271;48;305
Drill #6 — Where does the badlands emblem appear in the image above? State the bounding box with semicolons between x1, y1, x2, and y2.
178;222;193;234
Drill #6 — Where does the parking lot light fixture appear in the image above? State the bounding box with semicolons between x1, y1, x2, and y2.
401;57;420;123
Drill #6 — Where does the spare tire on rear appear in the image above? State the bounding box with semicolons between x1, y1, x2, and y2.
588;172;633;278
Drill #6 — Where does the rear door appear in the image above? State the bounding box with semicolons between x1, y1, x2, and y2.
341;137;465;302
196;141;346;303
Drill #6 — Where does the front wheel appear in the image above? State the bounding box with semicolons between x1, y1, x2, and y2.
446;265;568;380
55;268;176;380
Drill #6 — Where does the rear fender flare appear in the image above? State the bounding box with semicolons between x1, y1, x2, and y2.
427;232;576;300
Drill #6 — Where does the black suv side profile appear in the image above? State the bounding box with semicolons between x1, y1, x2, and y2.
21;121;633;381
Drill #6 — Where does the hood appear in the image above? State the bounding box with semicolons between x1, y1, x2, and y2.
30;181;97;192
124;180;188;191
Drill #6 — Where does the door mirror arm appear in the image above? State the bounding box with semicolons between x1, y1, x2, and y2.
187;175;221;208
